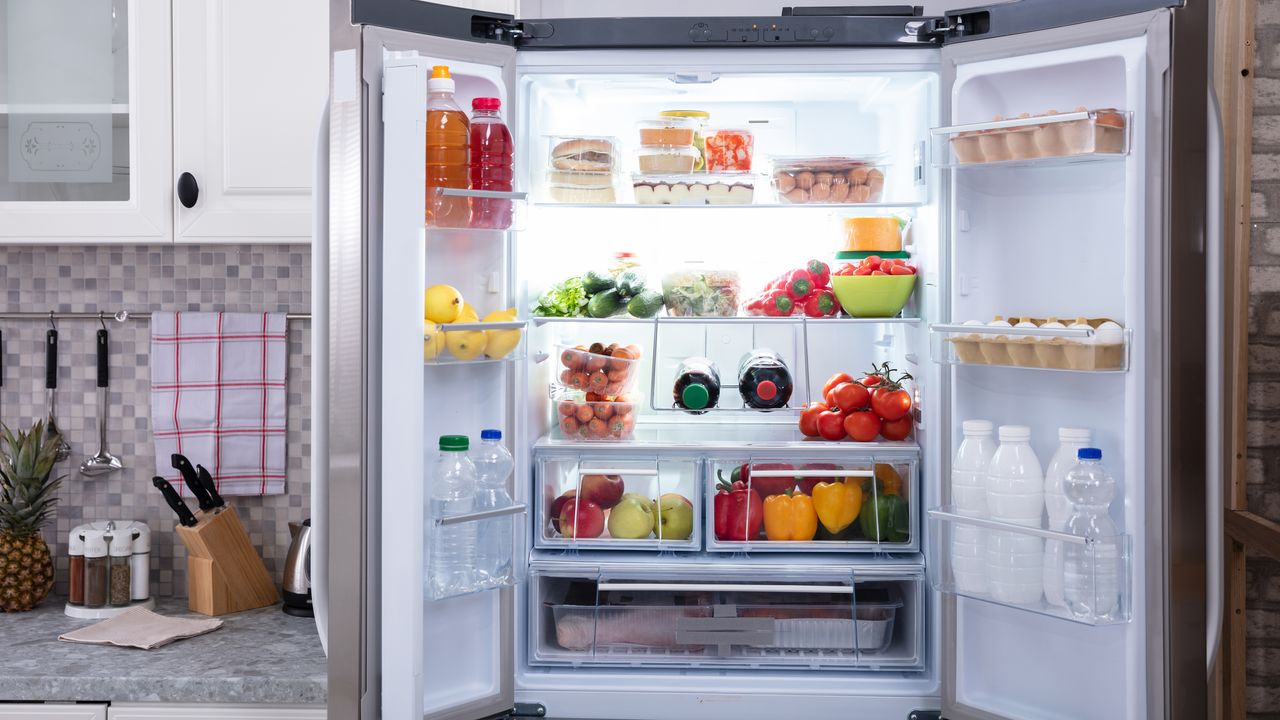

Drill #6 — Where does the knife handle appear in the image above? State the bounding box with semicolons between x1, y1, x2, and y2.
153;476;198;527
0;329;5;388
96;329;109;388
196;464;226;509
45;329;57;389
172;454;213;511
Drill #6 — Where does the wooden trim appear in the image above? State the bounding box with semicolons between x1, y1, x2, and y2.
1224;540;1248;720
1226;509;1280;562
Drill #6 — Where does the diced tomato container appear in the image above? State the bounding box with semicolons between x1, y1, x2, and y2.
553;391;642;441
553;344;643;397
704;128;754;173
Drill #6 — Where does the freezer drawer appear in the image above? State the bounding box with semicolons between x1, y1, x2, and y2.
528;569;924;671
535;452;701;551
706;457;917;553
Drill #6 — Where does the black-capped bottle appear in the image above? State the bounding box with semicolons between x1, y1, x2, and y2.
674;357;721;414
738;349;793;410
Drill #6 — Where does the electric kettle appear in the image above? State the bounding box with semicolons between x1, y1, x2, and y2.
282;519;313;617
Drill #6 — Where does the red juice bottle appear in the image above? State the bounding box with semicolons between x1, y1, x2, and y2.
469;97;514;229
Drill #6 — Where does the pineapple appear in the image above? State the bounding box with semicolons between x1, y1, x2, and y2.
0;421;64;612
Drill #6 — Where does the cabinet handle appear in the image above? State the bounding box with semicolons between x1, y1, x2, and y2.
177;172;199;208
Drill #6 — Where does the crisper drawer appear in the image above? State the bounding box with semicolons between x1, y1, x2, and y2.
705;456;917;553
529;570;924;671
535;453;701;551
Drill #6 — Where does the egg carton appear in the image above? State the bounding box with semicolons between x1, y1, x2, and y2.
948;109;1128;165
945;317;1126;371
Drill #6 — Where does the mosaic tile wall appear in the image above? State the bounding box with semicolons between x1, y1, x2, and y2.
0;245;311;599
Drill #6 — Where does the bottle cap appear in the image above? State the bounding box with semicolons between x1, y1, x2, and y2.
962;419;993;435
472;97;501;111
428;65;455;93
440;435;469;451
430;65;451;79
1077;447;1102;460
481;429;502;440
1058;427;1092;442
756;380;777;401
83;530;108;558
997;424;1031;442
681;383;710;410
109;531;133;557
68;525;88;555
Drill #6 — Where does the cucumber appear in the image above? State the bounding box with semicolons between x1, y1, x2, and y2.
626;290;664;319
586;289;625;318
616;270;646;298
581;270;615;295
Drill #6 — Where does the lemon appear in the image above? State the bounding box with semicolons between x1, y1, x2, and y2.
423;323;445;362
445;329;487;361
483;308;521;359
457;303;480;323
424;285;463;324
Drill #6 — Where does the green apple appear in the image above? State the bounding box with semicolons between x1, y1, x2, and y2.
653;493;694;540
607;493;655;540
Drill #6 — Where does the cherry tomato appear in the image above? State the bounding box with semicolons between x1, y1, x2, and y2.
870;270;888;276
799;402;828;437
871;387;913;422
863;255;882;269
853;265;873;276
843;411;882;442
817;410;847;441
889;263;915;276
831;382;871;413
880;415;913;441
822;372;854;398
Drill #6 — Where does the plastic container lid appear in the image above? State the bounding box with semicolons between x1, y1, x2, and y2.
835;250;911;261
962;419;993;435
1077;447;1102;460
440;435;469;451
659;109;710;121
472;97;500;111
83;530;108;558
681;383;711;410
1058;427;1092;442
428;65;455;93
997;424;1031;442
481;429;502;440
109;531;134;557
757;380;778;401
69;525;88;555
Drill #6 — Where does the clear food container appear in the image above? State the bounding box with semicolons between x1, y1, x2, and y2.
770;156;886;204
638;117;699;147
546;135;618;172
554;343;643;397
937;109;1131;166
638;145;700;174
660;266;741;317
659;110;710;170
553;391;642;441
631;174;754;205
704;128;754;173
543;170;617;204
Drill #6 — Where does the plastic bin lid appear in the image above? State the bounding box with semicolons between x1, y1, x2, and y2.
835;250;911;261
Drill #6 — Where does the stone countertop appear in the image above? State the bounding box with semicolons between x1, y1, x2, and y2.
0;597;326;705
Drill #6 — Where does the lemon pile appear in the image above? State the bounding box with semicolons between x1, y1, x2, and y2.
424;284;521;362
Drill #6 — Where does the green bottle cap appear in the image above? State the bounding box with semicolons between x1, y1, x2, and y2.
681;383;710;410
439;435;469;451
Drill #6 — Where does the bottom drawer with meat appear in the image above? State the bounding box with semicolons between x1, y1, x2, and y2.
528;569;924;671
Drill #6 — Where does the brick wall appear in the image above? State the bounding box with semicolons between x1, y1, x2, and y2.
1249;3;1280;716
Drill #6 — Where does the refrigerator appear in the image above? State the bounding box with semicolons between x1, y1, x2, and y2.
316;1;1222;718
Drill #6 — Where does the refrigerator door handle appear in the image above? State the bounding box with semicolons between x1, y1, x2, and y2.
311;97;330;656
1205;83;1225;674
597;582;853;594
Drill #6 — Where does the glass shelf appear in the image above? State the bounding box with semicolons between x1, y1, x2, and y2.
929;322;1130;373
531;200;926;210
534;425;922;455
423;319;526;366
927;507;1131;626
533;315;921;326
930;110;1131;169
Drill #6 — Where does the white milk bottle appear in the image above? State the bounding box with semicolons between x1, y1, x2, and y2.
1043;427;1092;607
951;420;996;594
985;425;1044;604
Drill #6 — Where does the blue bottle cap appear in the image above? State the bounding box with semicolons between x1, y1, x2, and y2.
1077;447;1102;460
481;429;502;440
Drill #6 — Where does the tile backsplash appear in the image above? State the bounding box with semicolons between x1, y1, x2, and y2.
0;245;311;599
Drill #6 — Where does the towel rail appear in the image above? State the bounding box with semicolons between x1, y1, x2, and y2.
0;310;310;322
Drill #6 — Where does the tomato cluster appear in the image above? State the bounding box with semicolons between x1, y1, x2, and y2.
833;255;918;277
799;362;914;442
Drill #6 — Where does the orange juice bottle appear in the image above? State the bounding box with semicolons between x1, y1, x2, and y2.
425;65;470;227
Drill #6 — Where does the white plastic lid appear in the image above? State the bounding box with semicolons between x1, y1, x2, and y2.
109;531;133;557
998;424;1031;442
131;524;151;553
68;525;88;555
82;530;108;558
1058;427;1092;442
962;419;993;435
427;76;455;93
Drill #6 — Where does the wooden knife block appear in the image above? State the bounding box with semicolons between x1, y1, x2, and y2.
174;505;278;616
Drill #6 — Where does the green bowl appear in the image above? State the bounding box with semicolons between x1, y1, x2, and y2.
832;274;917;318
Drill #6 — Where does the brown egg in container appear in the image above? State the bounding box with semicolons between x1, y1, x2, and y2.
771;156;885;204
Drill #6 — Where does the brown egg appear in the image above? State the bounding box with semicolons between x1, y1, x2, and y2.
774;171;796;193
830;172;848;185
815;172;834;186
850;185;871;203
809;183;831;202
866;168;884;185
829;183;851;202
849;166;870;185
795;171;815;190
784;187;810;204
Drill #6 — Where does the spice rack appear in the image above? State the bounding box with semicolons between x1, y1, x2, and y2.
65;520;155;620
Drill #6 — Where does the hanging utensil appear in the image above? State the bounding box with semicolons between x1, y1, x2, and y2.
45;319;71;462
80;320;122;476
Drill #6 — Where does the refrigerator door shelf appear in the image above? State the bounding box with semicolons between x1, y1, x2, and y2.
426;501;528;602
426;187;529;232
533;315;923;327
930;109;1131;168
424;319;528;366
928;507;1132;626
930;324;1131;373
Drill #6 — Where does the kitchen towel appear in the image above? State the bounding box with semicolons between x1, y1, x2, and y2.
150;312;288;496
58;607;224;649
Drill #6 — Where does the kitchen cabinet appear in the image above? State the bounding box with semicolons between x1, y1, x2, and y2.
0;705;107;720
108;705;325;720
172;0;329;243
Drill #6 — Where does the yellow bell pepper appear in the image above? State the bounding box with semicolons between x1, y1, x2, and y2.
812;479;863;534
763;490;818;541
862;464;903;497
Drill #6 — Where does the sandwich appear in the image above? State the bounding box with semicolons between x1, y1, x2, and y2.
551;138;615;172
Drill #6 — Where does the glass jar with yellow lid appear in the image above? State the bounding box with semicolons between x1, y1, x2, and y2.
659;110;710;172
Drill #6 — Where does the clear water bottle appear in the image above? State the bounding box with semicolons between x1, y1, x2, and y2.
471;429;514;587
1063;448;1121;621
951;419;995;595
1042;427;1092;607
429;435;477;598
984;425;1044;605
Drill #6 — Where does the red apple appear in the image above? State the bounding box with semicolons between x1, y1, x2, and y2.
549;490;576;533
559;498;604;538
579;474;625;510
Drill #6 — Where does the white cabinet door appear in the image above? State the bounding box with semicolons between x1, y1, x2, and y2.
0;704;107;720
172;0;328;244
108;705;325;720
0;0;171;243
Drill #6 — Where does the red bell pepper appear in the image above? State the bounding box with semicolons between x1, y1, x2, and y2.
714;478;763;541
721;462;796;497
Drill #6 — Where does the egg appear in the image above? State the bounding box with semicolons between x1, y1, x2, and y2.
1095;320;1124;345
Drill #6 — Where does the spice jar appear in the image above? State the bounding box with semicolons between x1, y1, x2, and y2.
67;526;86;606
108;530;132;607
82;531;108;608
129;524;150;601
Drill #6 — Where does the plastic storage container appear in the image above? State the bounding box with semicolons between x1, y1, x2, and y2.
771;156;886;204
704;128;754;173
554;391;642;442
631;174;754;205
638;116;699;147
937;109;1131;166
638;145;701;174
544;136;617;204
660;266;740;317
554;343;642;398
658;110;710;170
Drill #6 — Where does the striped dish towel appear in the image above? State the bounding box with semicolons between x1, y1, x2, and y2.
150;312;288;496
